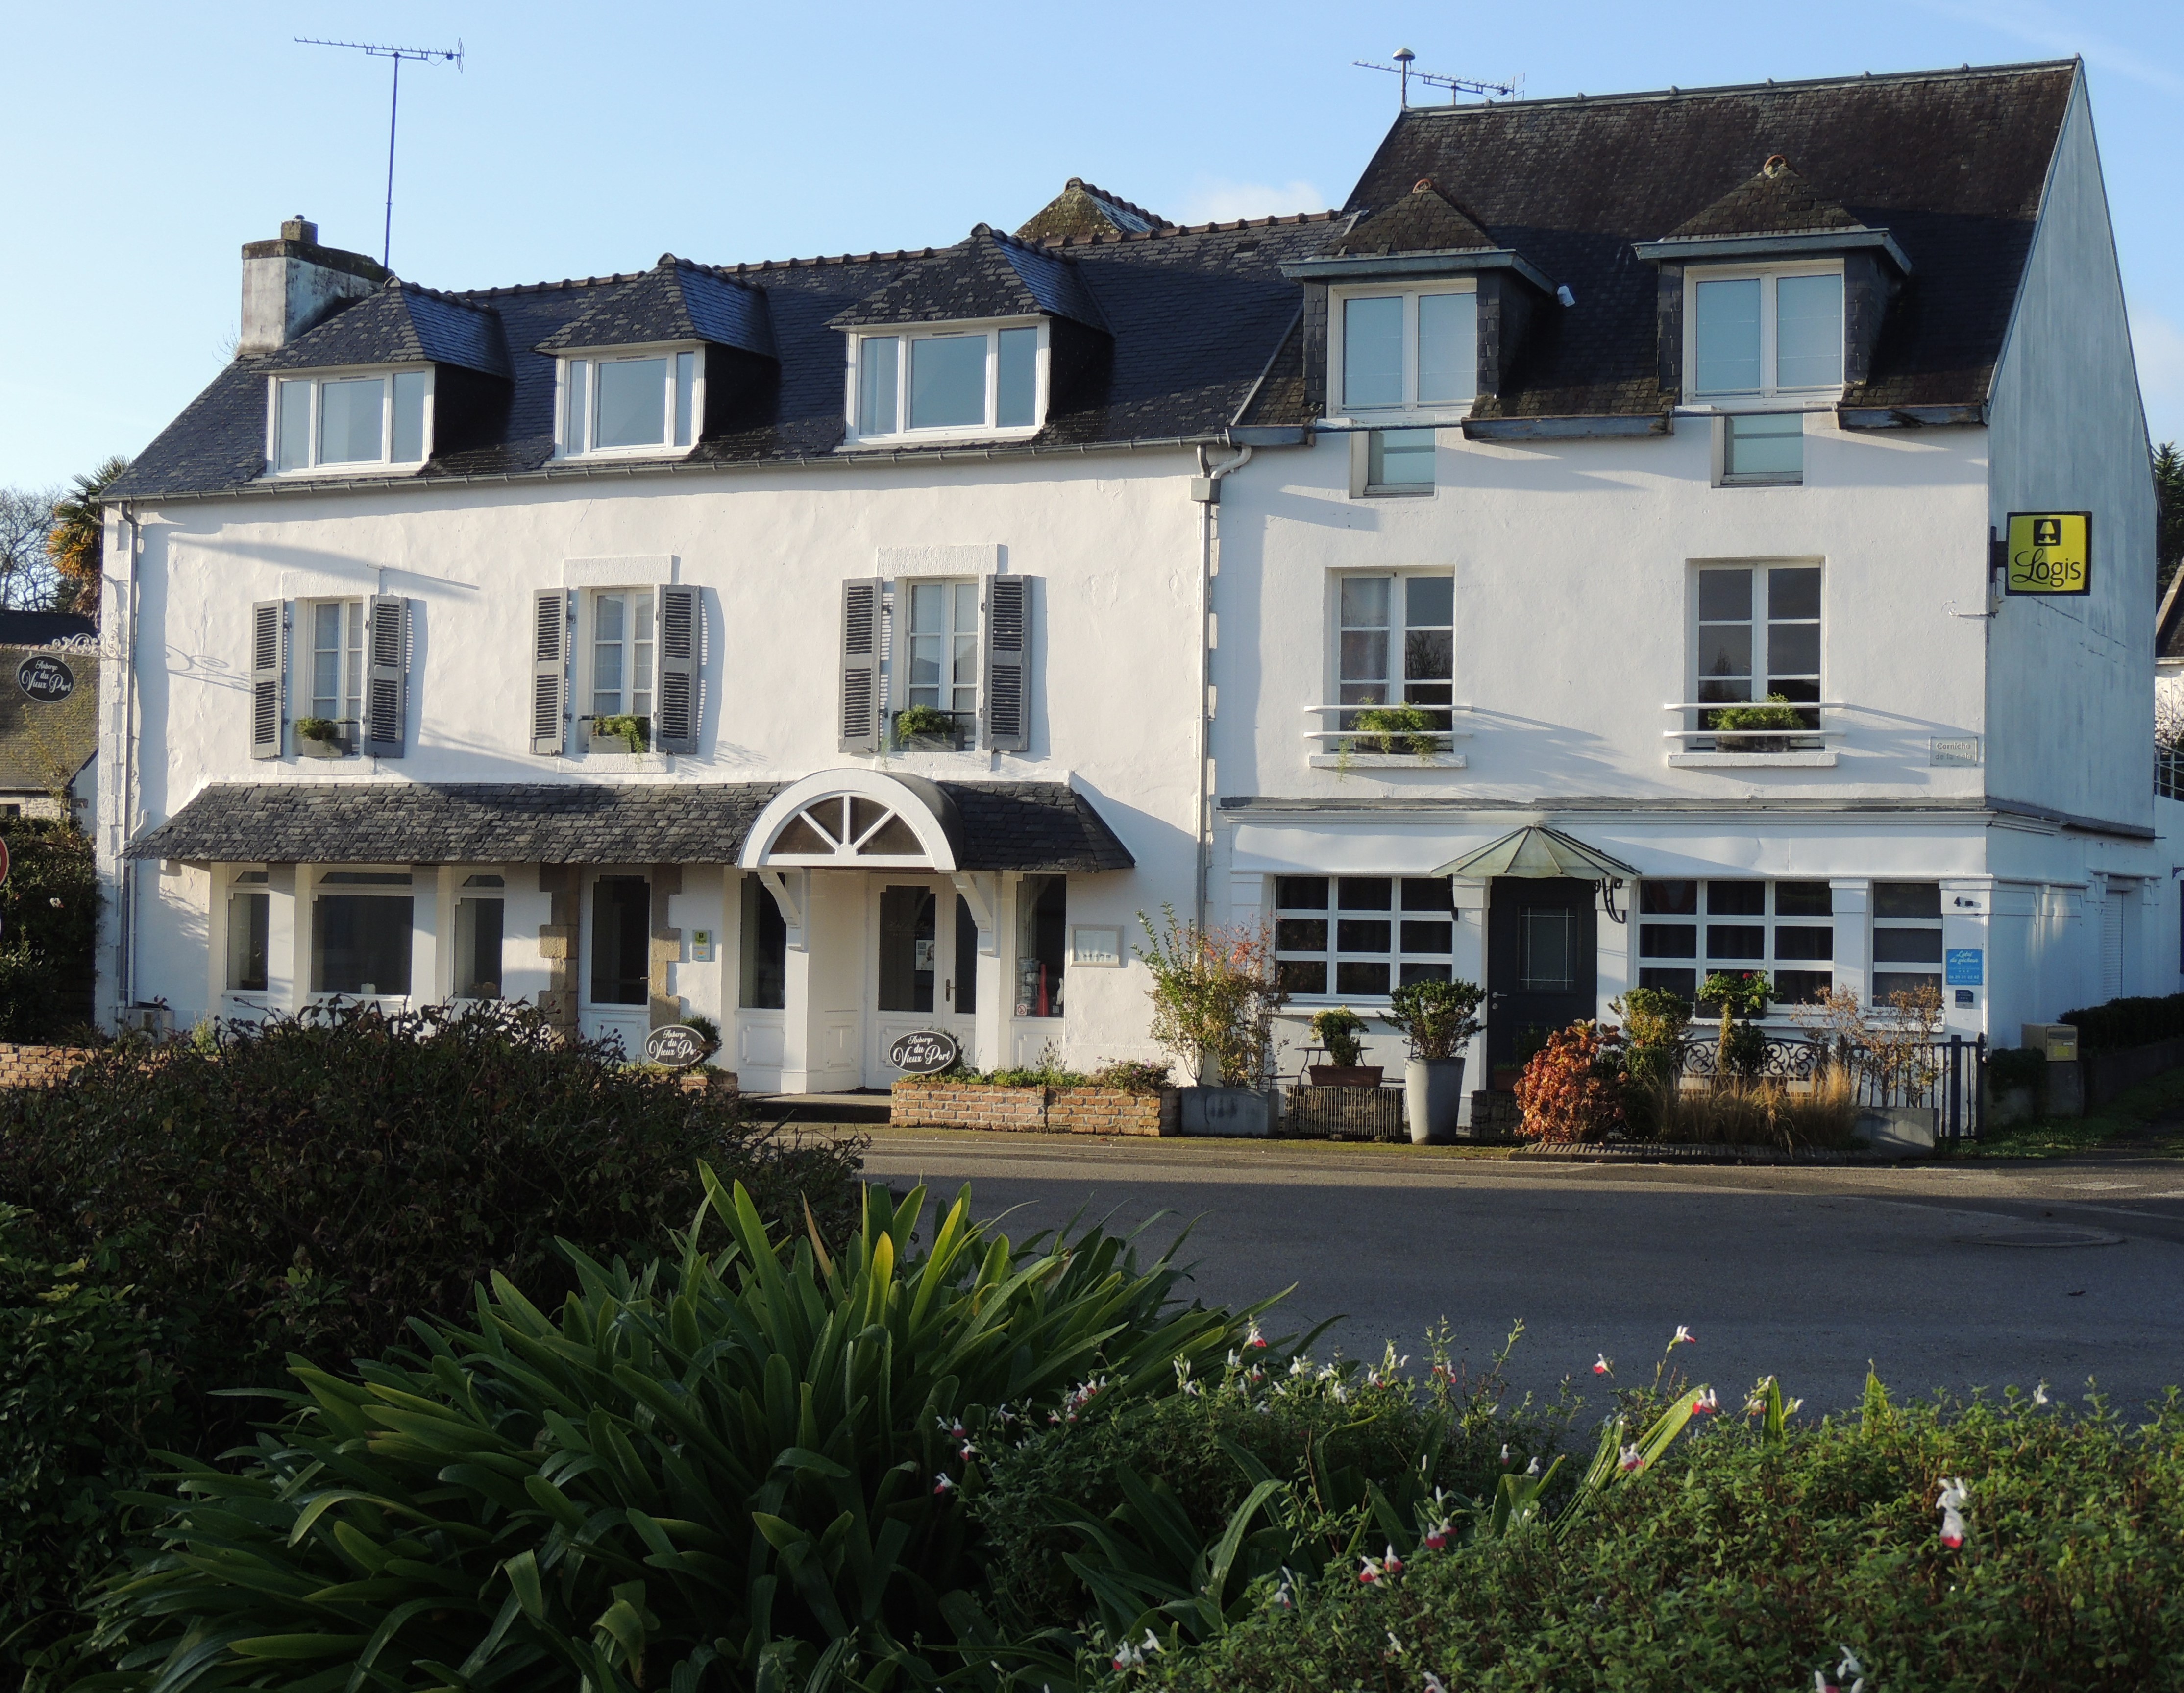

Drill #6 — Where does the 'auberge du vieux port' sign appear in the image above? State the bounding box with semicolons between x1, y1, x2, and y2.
2004;511;2092;596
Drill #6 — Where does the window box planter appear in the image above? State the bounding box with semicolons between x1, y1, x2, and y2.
582;714;651;755
891;707;971;752
1308;1064;1384;1088
294;719;352;759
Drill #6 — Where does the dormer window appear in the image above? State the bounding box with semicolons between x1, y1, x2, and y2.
558;348;702;458
848;321;1045;442
270;368;431;473
1329;284;1477;419
1689;265;1843;400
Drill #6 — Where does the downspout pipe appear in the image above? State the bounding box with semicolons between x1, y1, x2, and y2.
112;502;141;1018
1190;445;1252;938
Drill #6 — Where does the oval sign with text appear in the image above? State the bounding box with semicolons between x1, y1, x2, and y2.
16;654;74;704
888;1029;961;1075
643;1024;709;1069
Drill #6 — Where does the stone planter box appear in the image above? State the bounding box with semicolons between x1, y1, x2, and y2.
1179;1086;1272;1137
297;733;348;759
891;1079;1177;1136
1854;1105;1936;1156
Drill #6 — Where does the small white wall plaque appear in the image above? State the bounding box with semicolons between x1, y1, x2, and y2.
1929;737;1982;767
689;929;714;962
1072;925;1123;967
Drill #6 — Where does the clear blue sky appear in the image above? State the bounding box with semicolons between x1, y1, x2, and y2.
3;0;2178;487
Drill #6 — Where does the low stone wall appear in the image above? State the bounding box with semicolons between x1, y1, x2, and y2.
0;1043;98;1088
892;1081;1176;1136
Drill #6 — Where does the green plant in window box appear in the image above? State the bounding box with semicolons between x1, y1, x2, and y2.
1342;702;1443;761
1705;692;1806;752
892;704;958;749
292;716;347;757
589;713;649;753
1306;1004;1380;1085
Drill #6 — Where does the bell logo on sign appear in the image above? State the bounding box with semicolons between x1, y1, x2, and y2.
2004;511;2092;596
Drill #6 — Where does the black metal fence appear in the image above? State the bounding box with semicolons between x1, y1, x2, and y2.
1670;1032;1987;1141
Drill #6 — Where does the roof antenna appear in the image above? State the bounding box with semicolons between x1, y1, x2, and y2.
1355;48;1519;108
295;35;464;272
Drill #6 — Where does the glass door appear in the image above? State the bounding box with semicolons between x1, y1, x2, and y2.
867;878;979;1084
581;872;652;1057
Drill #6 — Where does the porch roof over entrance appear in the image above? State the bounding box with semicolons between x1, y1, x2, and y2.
1433;824;1638;881
126;781;1136;871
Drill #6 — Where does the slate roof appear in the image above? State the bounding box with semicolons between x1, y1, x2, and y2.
0;612;95;645
261;282;512;379
1663;156;1863;239
538;259;775;358
1342;60;2077;419
0;645;98;795
1325;179;1497;255
1016;179;1171;242
829;226;1109;332
125;780;1135;871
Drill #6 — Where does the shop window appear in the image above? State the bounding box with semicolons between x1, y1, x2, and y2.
310;871;413;996
1871;881;1942;1002
740;876;787;1011
1016;874;1066;1017
1274;874;1454;999
1638;877;1832;1006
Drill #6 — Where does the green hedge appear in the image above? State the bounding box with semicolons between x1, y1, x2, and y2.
0;818;97;1039
2060;992;2184;1052
1138;1381;2184;1692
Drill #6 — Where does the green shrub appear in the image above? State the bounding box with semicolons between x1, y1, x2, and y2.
1307;1007;1368;1068
0;1001;862;1455
1090;1059;1173;1092
1383;978;1484;1062
0;1207;176;1685
1138;1380;2184;1692
0;818;98;1038
2061;992;2184;1052
1988;1044;2049;1095
81;1174;1254;1692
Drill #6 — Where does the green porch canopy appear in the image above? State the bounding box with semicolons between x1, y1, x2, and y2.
1433;824;1639;881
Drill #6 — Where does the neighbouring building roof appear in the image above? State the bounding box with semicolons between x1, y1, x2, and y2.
0;611;95;645
260;282;514;379
126;781;1135;871
1325;178;1497;256
0;644;98;797
1663;155;1865;240
828;225;1110;332
1016;178;1172;242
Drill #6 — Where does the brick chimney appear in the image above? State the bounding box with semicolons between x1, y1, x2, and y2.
238;216;390;358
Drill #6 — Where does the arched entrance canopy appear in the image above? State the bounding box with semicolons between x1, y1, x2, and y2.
738;769;968;871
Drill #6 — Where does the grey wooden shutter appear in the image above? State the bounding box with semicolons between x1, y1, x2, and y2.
531;589;567;756
982;573;1030;751
656;583;698;753
362;595;407;758
838;578;882;753
249;600;283;759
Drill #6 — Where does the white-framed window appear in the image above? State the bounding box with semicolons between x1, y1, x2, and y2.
1330;283;1478;419
270;367;432;473
559;348;702;458
1274;875;1455;999
453;872;505;1000
1336;572;1455;743
304;599;365;737
309;870;414;998
1871;881;1943;1003
1692;562;1821;740
1358;427;1436;495
582;588;655;749
896;578;980;747
1720;412;1804;485
1638;878;1834;1009
848;320;1046;441
225;869;271;992
1687;264;1843;400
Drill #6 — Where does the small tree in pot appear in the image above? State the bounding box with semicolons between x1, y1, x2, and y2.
1385;976;1484;1143
1306;1006;1380;1087
1136;907;1285;1133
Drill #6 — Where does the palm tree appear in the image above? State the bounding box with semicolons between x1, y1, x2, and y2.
44;455;130;619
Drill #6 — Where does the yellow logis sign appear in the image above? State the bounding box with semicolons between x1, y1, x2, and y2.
2004;511;2092;596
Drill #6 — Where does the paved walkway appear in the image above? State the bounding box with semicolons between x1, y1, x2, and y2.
849;1128;2184;1415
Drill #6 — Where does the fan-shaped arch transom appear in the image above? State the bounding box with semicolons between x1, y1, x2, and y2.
763;796;928;863
740;770;963;871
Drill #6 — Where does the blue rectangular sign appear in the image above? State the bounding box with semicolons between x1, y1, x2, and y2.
1944;948;1984;987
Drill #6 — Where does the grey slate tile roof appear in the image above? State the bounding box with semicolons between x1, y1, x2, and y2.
537;260;776;359
126;780;1134;871
829;226;1109;333
1015;179;1171;242
1326;181;1497;255
1343;60;2076;419
1664;157;1864;240
261;283;513;379
0;646;98;795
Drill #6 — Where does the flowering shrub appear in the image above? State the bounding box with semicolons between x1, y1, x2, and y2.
1513;1021;1626;1143
1136;907;1286;1086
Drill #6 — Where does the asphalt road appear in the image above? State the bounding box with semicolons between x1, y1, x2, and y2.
851;1129;2184;1416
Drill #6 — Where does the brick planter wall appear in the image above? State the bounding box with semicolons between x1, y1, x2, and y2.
0;1043;98;1088
892;1081;1176;1136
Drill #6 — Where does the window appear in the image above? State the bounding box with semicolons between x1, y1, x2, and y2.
1690;267;1843;398
454;874;504;1000
590;875;651;1006
1274;875;1454;998
271;369;431;473
310;871;414;997
904;580;979;733
225;872;270;992
740;875;788;1011
1335;286;1477;416
1015;874;1066;1017
306;600;365;738
586;590;655;748
851;323;1044;439
1871;881;1942;1003
1638;878;1834;1006
560;349;701;457
1364;427;1436;494
1337;574;1454;745
1693;564;1820;741
1722;412;1803;485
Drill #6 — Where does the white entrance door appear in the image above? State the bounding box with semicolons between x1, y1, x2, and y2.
865;877;978;1086
581;871;653;1059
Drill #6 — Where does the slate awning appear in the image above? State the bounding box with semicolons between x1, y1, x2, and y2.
125;780;1133;872
1434;825;1637;881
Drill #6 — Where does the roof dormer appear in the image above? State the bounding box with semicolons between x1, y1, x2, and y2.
1634;156;1911;406
829;226;1109;445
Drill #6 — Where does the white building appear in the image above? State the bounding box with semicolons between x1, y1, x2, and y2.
100;61;2171;1104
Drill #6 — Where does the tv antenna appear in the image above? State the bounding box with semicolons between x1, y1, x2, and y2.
295;36;464;271
1355;48;1519;108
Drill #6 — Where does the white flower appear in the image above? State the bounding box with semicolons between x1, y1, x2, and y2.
1672;1325;1696;1346
1245;1320;1268;1349
1139;1630;1162;1655
933;1473;956;1495
1936;1476;1971;1548
2033;1381;2050;1407
1691;1387;1719;1416
1618;1443;1644;1473
1594;1353;1612;1376
1526;1455;1541;1476
1836;1647;1865;1681
1500;1443;1511;1466
1386;1629;1405;1656
1424;1676;1450;1693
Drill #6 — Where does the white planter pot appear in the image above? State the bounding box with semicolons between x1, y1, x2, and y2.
1405;1057;1467;1144
1179;1086;1272;1137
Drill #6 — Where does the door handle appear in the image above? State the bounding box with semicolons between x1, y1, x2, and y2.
945;979;954;1003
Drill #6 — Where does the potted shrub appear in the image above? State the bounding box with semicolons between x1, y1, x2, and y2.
1706;692;1806;752
1306;1006;1381;1087
892;704;959;750
589;713;650;754
293;717;348;758
1385;976;1484;1144
1136;906;1284;1136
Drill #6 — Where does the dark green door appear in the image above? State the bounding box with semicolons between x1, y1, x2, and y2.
1485;877;1597;1081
